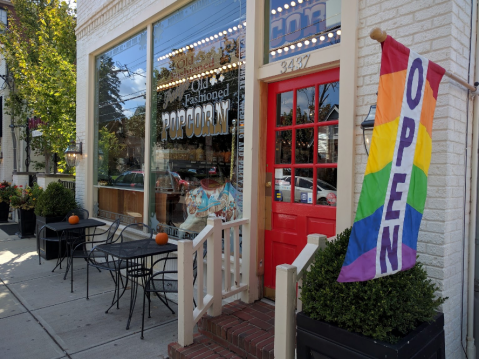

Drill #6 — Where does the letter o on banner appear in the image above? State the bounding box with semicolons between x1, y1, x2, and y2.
406;58;424;110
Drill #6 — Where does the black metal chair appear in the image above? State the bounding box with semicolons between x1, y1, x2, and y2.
87;222;153;314
68;219;120;293
36;208;89;272
141;245;206;339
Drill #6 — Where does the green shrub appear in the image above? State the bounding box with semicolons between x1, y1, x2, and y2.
34;182;77;217
300;228;446;344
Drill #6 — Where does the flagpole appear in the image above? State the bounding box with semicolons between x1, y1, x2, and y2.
370;27;477;92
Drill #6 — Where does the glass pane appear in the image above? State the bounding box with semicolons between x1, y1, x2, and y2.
317;168;337;206
267;0;342;63
295;128;314;163
296;87;315;124
275;130;292;164
277;91;293;126
317;125;338;163
274;168;291;202
94;30;147;224
149;0;247;238
294;168;313;204
318;81;340;122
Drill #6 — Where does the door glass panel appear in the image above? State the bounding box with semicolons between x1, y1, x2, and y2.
275;130;292;164
274;168;291;202
295;128;314;163
318;81;340;122
277;91;294;126
317;125;338;163
317;168;337;206
294;168;314;204
296;87;315;124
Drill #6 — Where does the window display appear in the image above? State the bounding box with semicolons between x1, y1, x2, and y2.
149;0;246;238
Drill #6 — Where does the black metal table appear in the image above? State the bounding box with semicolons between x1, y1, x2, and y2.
95;239;177;329
45;219;106;275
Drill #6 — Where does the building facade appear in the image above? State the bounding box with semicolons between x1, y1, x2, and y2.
76;0;476;357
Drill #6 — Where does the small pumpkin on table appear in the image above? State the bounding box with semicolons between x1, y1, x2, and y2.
155;232;168;245
68;215;80;225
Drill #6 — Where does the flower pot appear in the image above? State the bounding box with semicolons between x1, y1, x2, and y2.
296;311;445;359
36;215;65;260
17;209;36;239
0;201;10;223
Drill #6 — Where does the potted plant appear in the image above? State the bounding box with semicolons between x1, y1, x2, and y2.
298;228;447;359
10;184;43;238
0;181;16;223
35;182;77;259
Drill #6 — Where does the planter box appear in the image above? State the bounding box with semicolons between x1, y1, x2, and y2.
36;215;65;260
0;201;9;223
297;311;445;359
17;209;36;239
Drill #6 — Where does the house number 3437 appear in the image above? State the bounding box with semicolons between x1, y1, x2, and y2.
280;54;310;74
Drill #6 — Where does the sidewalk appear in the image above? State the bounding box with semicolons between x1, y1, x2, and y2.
0;225;178;359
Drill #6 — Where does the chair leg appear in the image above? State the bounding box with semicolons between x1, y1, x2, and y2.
141;288;147;340
86;263;90;300
70;255;74;293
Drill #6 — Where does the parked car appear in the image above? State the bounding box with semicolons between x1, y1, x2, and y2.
113;170;144;188
274;176;337;205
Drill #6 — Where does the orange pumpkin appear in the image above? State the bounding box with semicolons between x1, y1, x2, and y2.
68;215;80;225
155;232;168;245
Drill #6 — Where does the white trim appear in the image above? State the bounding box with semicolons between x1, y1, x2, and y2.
143;23;153;226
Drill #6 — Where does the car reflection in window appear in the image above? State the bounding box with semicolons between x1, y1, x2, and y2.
275;176;337;205
113;171;144;188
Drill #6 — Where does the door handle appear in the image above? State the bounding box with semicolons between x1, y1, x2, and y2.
265;182;272;188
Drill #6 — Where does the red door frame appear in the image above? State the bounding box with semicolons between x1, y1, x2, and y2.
264;68;339;291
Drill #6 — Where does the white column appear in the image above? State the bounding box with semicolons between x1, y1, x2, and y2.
178;239;194;346
274;264;297;359
241;0;265;304
207;216;223;316
336;0;359;233
143;23;153;227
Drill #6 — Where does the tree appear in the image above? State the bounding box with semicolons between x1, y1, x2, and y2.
0;0;76;173
97;55;124;124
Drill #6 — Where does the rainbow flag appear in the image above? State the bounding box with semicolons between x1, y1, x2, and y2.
338;36;445;282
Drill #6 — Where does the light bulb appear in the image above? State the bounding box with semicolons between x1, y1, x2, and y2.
228;28;233;32
328;32;333;38
210;36;214;40
223;30;227;35
233;26;238;31
214;34;218;38
305;40;310;45
271;51;276;55
298;0;303;3
205;38;209;42
284;4;289;9
291;1;296;5
194;42;197;46
320;36;325;41
284;47;289;52
297;43;302;47
290;44;295;49
337;30;342;35
277;7;282;12
243;22;246;26
277;48;283;53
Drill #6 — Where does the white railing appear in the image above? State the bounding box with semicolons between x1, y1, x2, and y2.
178;216;249;346
274;233;329;359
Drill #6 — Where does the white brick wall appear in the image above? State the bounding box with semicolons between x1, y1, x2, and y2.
358;0;473;357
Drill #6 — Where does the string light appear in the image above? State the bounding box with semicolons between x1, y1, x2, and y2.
156;60;247;90
269;29;340;56
284;4;289;9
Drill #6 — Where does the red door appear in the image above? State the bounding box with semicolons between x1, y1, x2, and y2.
264;68;340;293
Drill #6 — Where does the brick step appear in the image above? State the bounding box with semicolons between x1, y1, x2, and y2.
168;300;275;359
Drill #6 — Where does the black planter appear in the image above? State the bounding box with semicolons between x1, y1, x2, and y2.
17;209;36;238
36;215;65;260
0;201;9;223
297;311;445;359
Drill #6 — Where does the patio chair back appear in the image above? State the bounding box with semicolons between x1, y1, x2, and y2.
116;223;153;244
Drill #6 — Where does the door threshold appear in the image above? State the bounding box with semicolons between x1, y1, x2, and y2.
261;297;275;306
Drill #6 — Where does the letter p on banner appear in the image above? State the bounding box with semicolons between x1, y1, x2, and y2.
337;36;445;282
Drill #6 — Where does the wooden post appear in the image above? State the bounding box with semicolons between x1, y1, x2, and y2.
207;217;223;316
274;264;297;359
178;240;194;346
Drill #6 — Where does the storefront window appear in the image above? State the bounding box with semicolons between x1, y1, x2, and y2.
150;0;247;238
93;30;147;224
265;0;341;64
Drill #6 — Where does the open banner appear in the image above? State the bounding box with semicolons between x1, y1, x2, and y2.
338;36;445;282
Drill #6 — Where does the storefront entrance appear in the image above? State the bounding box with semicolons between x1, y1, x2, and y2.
264;69;339;298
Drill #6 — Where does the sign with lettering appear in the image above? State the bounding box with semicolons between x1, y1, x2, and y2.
337;35;445;282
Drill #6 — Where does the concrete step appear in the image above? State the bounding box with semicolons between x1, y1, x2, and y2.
168;300;275;359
